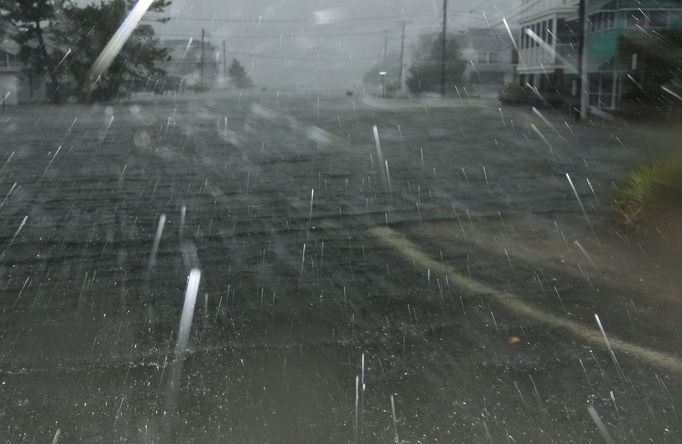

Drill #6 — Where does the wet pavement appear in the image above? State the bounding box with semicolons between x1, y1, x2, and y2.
0;92;680;442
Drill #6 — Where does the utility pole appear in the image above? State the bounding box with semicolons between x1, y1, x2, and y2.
578;0;589;120
398;20;408;91
223;40;227;82
200;28;205;87
383;30;389;64
441;0;448;97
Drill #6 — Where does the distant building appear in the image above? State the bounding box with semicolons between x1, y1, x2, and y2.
0;25;47;105
412;30;515;88
0;36;21;105
159;38;220;87
460;28;516;85
0;20;53;104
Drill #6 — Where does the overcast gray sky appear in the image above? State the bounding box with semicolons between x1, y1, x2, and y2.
147;0;523;90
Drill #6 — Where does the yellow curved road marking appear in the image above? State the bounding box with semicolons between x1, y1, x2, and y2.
370;226;682;375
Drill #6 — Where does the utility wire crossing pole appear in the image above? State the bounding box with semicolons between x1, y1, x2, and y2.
578;0;589;121
440;0;448;97
383;30;389;64
398;20;409;92
200;28;205;87
223;40;227;82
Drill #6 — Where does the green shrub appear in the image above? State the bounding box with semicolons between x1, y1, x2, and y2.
614;153;682;233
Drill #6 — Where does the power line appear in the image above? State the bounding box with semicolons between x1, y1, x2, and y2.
146;10;507;24
499;0;545;22
153;24;444;41
441;0;448;97
478;0;544;30
474;0;535;18
196;48;377;63
145;13;436;23
200;28;205;87
398;20;410;90
148;7;533;50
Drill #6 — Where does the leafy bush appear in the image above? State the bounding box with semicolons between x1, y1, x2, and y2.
614;153;682;234
228;59;254;89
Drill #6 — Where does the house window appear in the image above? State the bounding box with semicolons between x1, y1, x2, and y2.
589;11;616;31
0;50;16;67
520;27;526;48
627;9;668;28
627;10;646;27
488;52;498;64
649;10;668;27
526;26;531;48
527;24;533;46
478;52;488;63
526;25;532;47
541;20;548;42
556;18;568;43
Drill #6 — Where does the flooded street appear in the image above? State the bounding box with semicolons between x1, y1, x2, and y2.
0;92;680;442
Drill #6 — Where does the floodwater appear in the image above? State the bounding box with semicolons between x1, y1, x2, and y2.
0;92;681;442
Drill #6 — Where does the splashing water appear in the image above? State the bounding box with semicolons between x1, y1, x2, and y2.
390;394;399;443
148;213;166;269
51;428;61;444
531;124;554;152
0;182;17;209
43;145;62;176
594;313;624;378
587;405;616;444
176;269;201;355
372;125;389;192
565;173;600;247
165;268;202;420
179;205;186;242
309;189;314;224
1;215;27;260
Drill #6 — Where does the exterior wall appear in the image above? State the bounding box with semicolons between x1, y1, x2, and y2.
1;38;49;104
586;4;682;71
512;0;682;110
0;44;20;105
516;0;579;75
518;0;577;19
461;29;515;86
0;71;18;105
467;54;514;85
16;72;47;104
159;39;220;87
585;1;682;108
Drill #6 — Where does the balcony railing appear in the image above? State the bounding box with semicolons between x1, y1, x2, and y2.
555;43;579;70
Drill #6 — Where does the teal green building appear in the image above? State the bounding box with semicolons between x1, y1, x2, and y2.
585;0;682;109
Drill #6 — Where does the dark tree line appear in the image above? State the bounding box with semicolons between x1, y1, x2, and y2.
406;35;466;95
0;0;170;102
227;58;253;89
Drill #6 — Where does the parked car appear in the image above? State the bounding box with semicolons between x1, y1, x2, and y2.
498;84;568;108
